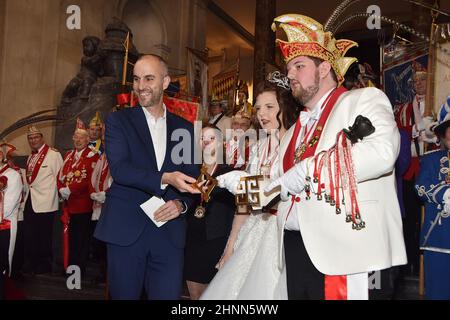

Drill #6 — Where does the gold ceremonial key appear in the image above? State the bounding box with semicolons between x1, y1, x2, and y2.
235;175;264;207
235;177;249;205
191;166;218;202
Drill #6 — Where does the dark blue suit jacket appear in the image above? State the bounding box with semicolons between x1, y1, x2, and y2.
416;149;450;250
94;107;199;248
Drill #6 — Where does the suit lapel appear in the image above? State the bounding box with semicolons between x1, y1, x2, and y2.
161;112;173;171
132;107;158;168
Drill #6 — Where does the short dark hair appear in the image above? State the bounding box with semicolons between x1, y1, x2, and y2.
309;56;338;84
253;80;299;130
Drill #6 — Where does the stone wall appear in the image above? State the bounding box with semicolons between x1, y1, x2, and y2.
0;0;206;155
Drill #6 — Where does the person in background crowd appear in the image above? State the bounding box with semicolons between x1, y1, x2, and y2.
22;126;63;275
208;99;232;135
415;94;450;300
89;128;111;283
88;112;104;155
58;119;99;273
395;61;437;275
225;110;252;170
0;143;22;298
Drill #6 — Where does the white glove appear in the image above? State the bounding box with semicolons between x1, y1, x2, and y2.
422;116;438;143
412;124;420;139
90;191;106;204
59;187;71;200
216;170;248;195
264;161;307;201
443;188;450;204
441;188;450;214
444;203;450;215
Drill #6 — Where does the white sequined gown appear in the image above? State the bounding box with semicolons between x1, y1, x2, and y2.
200;137;287;300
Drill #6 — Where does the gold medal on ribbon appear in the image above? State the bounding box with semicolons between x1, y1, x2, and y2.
192;164;219;219
194;205;206;219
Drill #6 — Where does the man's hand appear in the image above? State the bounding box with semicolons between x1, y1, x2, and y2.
154;200;184;222
264;161;307;201
162;171;200;193
423;116;438;143
90;191;106;204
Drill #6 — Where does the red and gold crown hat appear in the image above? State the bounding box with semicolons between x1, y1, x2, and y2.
0;142;17;160
89;111;103;128
74;118;88;136
27;125;43;137
232;109;251;121
271;14;358;85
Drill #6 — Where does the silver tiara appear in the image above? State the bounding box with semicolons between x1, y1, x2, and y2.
267;71;290;90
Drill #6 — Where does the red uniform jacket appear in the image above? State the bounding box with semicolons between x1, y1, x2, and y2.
58;148;99;214
395;102;419;181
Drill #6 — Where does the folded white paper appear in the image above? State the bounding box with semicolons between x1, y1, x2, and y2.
140;196;167;227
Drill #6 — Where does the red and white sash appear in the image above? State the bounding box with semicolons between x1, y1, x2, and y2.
91;153;110;193
26;144;50;185
0;164;11;231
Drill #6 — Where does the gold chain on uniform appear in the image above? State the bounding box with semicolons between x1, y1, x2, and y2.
294;127;322;164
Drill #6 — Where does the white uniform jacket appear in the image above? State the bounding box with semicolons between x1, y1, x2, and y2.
277;87;407;275
24;147;63;213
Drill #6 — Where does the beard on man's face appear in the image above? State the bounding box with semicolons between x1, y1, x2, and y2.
292;69;320;106
137;86;164;108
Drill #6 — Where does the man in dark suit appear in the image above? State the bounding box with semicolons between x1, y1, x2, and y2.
95;54;200;300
